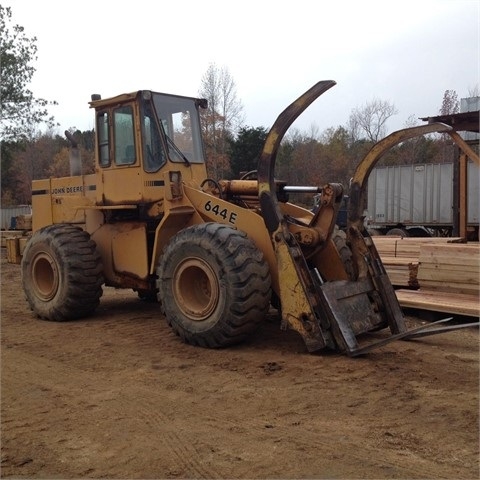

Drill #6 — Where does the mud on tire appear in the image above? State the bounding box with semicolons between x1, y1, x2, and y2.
157;223;271;348
21;224;104;321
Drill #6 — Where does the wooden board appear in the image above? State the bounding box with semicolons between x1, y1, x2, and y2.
373;237;466;259
396;289;480;317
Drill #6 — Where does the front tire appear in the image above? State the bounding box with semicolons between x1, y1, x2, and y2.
21;224;103;321
157;223;271;348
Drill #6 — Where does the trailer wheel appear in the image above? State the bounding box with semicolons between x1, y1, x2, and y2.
157;223;271;348
386;228;409;237
21;224;103;321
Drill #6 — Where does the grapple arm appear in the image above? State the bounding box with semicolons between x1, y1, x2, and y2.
256;83;478;356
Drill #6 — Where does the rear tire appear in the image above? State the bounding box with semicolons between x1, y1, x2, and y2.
21;224;103;321
157;223;271;348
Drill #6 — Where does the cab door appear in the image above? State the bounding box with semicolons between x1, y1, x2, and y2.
95;103;143;205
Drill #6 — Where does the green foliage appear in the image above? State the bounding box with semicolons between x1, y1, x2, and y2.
0;5;58;142
228;126;267;177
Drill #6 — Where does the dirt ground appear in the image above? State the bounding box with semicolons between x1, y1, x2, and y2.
1;248;479;480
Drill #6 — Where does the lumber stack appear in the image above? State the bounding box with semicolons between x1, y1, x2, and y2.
375;256;419;288
372;236;418;288
416;243;479;295
372;237;467;289
372;236;479;317
373;236;466;259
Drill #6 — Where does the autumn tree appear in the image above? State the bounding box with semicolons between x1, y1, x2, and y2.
198;63;244;178
2;129;95;205
319;126;355;187
348;98;398;143
276;128;309;183
5;133;64;204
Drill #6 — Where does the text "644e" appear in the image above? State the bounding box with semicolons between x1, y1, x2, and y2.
204;200;237;225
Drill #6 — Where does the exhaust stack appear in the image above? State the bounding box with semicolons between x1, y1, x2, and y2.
65;130;82;176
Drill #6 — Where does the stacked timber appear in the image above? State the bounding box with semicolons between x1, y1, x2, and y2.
375;257;419;289
372;236;418;288
416;243;479;295
393;241;479;318
372;237;467;289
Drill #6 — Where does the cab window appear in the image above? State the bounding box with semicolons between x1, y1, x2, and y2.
114;106;136;166
96;112;110;167
152;94;205;164
142;101;166;172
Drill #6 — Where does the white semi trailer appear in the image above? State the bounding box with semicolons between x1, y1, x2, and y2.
365;97;479;240
366;160;479;239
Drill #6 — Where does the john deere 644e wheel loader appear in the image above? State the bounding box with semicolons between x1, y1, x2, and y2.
21;80;475;356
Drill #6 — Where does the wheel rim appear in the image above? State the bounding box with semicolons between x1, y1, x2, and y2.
173;258;219;321
31;252;59;301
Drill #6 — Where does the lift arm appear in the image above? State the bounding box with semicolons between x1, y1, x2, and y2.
256;80;338;351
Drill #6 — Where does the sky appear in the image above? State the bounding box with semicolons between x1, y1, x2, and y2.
5;0;480;137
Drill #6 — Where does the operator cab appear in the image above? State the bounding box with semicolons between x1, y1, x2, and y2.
89;91;208;206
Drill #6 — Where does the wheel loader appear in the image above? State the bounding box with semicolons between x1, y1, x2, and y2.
21;80;477;356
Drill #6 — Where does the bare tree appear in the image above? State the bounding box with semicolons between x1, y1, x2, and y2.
348;98;398;143
439;90;459;115
403;114;419;129
467;85;479;97
198;63;244;178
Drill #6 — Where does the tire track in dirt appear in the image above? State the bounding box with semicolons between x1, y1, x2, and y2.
6;304;477;479
127;394;225;479
2;253;478;479
1;345;226;479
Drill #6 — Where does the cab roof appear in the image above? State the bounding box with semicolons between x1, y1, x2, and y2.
88;90;207;109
